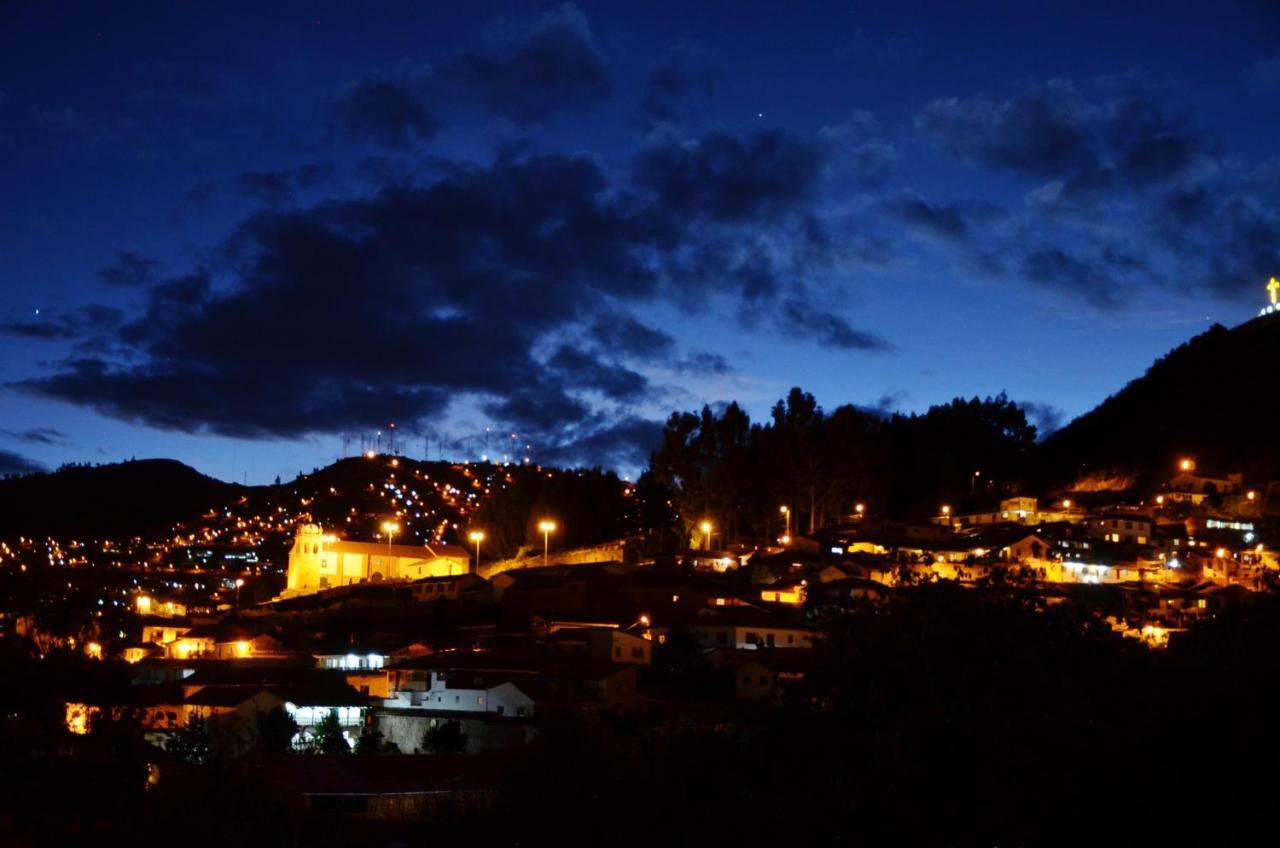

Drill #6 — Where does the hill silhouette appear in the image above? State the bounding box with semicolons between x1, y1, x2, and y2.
0;459;241;538
1037;315;1280;491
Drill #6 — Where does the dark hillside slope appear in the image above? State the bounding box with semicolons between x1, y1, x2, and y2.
0;459;240;537
1038;317;1280;491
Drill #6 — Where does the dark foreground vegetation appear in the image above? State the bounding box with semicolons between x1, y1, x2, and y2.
5;584;1280;846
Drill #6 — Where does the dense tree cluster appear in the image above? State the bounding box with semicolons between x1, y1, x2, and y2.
642;387;1037;544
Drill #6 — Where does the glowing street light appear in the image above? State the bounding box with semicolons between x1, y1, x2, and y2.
779;505;791;537
468;530;485;571
1179;458;1195;472
538;520;557;564
698;520;714;551
1247;490;1257;501
381;520;400;557
854;503;865;517
235;577;245;607
941;504;951;517
1062;499;1072;509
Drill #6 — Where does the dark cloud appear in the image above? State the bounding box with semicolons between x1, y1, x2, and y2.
587;313;675;358
0;449;43;476
16;124;888;464
884;192;969;239
918;84;1204;189
1;427;70;446
820;111;898;187
98;251;161;286
1247;55;1280;93
236;163;333;205
1020;401;1065;438
1020;248;1121;309
917;82;1095;177
674;351;731;376
776;297;893;352
633;129;824;223
641;57;718;124
333;79;437;149
548;345;648;399
3;305;124;341
484;386;590;433
538;415;664;470
444;4;610;125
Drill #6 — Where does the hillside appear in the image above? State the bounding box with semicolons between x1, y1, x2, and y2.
1037;315;1280;491
0;459;241;538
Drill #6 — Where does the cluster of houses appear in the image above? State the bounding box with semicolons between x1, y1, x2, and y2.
66;461;1278;753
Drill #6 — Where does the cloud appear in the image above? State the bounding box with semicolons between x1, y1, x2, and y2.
633;129;824;223
548;344;648;399
15;121;890;469
332;78;438;148
236;163;333;205
443;4;610;125
641;54;718;124
884;192;969;239
98;251;162;286
820;111;899;187
674;351;731;376
1019;401;1065;438
776;297;893;352
0;449;43;476
2;305;125;341
587;313;675;358
1020;248;1122;309
917;81;1095;177
538;415;664;469
1246;55;1280;93
1;427;70;446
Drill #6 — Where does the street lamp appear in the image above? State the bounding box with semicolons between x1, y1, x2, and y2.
699;520;713;551
538;520;556;564
468;530;484;571
854;503;865;517
235;577;245;607
381;520;400;558
779;505;791;537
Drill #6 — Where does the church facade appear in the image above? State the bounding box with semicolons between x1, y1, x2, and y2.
282;524;471;598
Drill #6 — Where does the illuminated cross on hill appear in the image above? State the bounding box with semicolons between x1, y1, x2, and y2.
1269;277;1280;306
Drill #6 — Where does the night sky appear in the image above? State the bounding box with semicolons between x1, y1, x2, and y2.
3;1;1279;483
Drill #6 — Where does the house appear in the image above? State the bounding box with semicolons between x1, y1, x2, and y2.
1087;513;1153;545
409;573;491;604
548;627;652;665
658;608;815;652
735;651;815;704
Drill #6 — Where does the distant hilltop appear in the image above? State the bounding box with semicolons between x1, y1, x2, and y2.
1037;313;1280;491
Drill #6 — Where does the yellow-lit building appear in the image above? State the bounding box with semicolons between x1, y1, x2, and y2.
281;524;470;598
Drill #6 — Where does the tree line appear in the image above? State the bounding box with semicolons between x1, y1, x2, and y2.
640;387;1038;545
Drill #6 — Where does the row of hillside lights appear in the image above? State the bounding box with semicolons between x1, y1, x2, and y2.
938;498;1074;518
381;518;559;567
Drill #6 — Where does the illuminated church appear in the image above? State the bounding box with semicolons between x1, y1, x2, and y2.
281;524;471;598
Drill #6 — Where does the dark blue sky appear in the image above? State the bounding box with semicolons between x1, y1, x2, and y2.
3;1;1279;482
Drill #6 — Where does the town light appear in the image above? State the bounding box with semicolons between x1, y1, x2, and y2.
699;520;713;551
538;520;557;564
381;520;400;557
234;640;250;659
780;505;791;536
1155;495;1165;505
941;505;951;516
1062;499;1072;509
1247;490;1257;501
780;534;791;546
1179;458;1195;472
855;503;865;515
639;614;650;627
468;530;484;570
